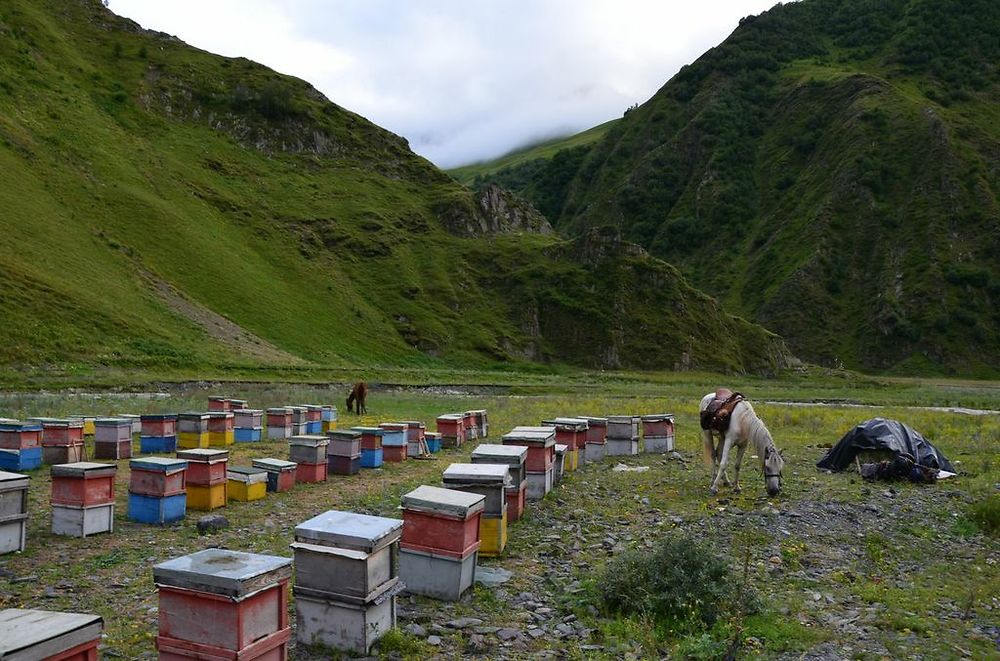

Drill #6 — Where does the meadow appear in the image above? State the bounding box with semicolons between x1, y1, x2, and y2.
0;373;997;659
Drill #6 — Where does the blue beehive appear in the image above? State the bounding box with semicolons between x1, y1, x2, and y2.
127;492;186;525
359;448;384;469
234;428;262;443
0;447;43;471
425;432;442;454
140;435;177;454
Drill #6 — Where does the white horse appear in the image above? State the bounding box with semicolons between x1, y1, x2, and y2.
700;392;784;496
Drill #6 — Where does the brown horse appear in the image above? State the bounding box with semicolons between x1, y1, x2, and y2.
346;381;368;414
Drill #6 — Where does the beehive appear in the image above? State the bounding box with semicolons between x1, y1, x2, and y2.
233;408;263;443
399;485;483;601
207;396;231;412
93;418;133;460
39;419;84;447
176;449;229;486
641;413;675;453
301;405;324;434
229;398;249;411
252;458;297;492
543;417;589;469
0;422;42;451
129;457;188;497
186;482;227;511
67;416;96;437
226;467;267;502
479;510;508;557
462;411;478;441
206;412;234;447
177;413;210;449
469;443;527;522
0;608;103;661
606;415;640;440
424;432;442;453
266;408;293;440
320;405;338;434
42;443;85;466
0;448;42;472
50;462;116;508
327;429;362;457
0;471;29;554
153;549;291;660
140;414;178;454
352;426;384;451
116;413;143;435
435;414;465;448
554;444;568;485
289;435;329;465
501;426;556;501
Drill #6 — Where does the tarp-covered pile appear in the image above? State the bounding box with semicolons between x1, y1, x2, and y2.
817;418;954;472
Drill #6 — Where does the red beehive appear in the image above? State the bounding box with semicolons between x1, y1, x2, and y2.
302;405;323;423
382;446;407;463
583;417;607;443
153;549;292;660
40;420;85;447
266;409;292;428
0;609;104;661
435;415;465;444
295;461;327;484
402;421;426;442
354;427;384;450
0;423;43;450
51;462;117;507
400;485;484;558
501;427;555;472
207;412;234;433
177;449;229;485
207;397;231;412
130;457;188;497
141;414;178;437
506;482;527;522
641;414;675;437
462;412;477;439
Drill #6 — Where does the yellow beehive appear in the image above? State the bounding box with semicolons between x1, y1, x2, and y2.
208;430;234;447
322;421;338;433
177;431;209;449
479;510;508;557
227;468;267;502
565;448;579;472
187;483;227;510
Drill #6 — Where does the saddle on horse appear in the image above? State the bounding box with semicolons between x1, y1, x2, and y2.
700;388;745;433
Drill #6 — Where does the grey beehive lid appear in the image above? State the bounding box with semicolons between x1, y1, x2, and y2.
401;485;485;518
554;444;569;454
541;417;589;431
470;444;526;465
289;435;329;447
129;457;187;473
226;467;268;483
153;549;292;598
176;448;229;462
50;462;116;478
350;426;384;435
442;463;510;485
252;458;296;472
0;471;28;487
327;429;362;440
0;608;103;660
294;510;402;552
266;407;292;415
502;427;555;446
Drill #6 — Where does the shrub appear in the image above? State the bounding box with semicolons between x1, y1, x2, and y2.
598;533;759;630
968;493;1000;535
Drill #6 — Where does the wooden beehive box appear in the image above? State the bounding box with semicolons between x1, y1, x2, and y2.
39;420;84;447
400;485;484;557
207;396;231;412
0;608;103;660
50;462;116;507
129;457;188;497
327;429;362;457
289;435;329;465
153;549;291;658
292;510;402;600
441;463;510;517
471;443;527;486
0;422;42;450
0;471;29;554
176;449;229;485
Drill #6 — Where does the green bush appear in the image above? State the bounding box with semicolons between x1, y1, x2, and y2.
968;493;1000;535
598;533;759;629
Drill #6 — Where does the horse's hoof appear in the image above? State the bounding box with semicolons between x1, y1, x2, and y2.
708;487;718;496
733;486;742;494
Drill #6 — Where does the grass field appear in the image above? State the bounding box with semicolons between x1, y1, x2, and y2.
0;374;997;659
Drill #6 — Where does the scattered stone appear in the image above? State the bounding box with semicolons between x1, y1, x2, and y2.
426;635;442;646
526;628;546;639
445;617;483;629
11;575;37;584
497;628;520;641
473;626;500;634
404;623;426;637
475;566;513;586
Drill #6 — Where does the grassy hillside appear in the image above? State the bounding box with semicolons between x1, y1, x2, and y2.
0;0;789;380
474;0;1000;377
448;119;616;185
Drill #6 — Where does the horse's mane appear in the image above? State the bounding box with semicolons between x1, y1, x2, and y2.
736;400;777;460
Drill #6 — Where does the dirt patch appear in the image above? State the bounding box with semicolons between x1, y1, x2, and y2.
143;271;305;365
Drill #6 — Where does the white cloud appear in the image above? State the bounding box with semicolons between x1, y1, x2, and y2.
109;1;781;167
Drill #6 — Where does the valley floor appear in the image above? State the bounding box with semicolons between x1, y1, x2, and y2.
0;376;997;659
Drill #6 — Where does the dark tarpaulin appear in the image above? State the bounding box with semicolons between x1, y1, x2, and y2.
816;417;954;472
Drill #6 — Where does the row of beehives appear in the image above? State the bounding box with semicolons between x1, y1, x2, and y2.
0;401;483;550
0;396;494;471
0;397;340;471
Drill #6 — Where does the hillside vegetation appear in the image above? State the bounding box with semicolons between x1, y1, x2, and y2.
0;0;789;381
473;0;1000;377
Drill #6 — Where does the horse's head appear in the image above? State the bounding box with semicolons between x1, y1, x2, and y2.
764;445;784;496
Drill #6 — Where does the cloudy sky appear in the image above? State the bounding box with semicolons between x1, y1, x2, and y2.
109;1;779;168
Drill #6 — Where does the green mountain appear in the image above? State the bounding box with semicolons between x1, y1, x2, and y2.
472;0;1000;377
0;0;789;380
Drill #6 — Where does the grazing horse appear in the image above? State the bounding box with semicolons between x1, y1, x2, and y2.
700;390;784;497
346;381;368;415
